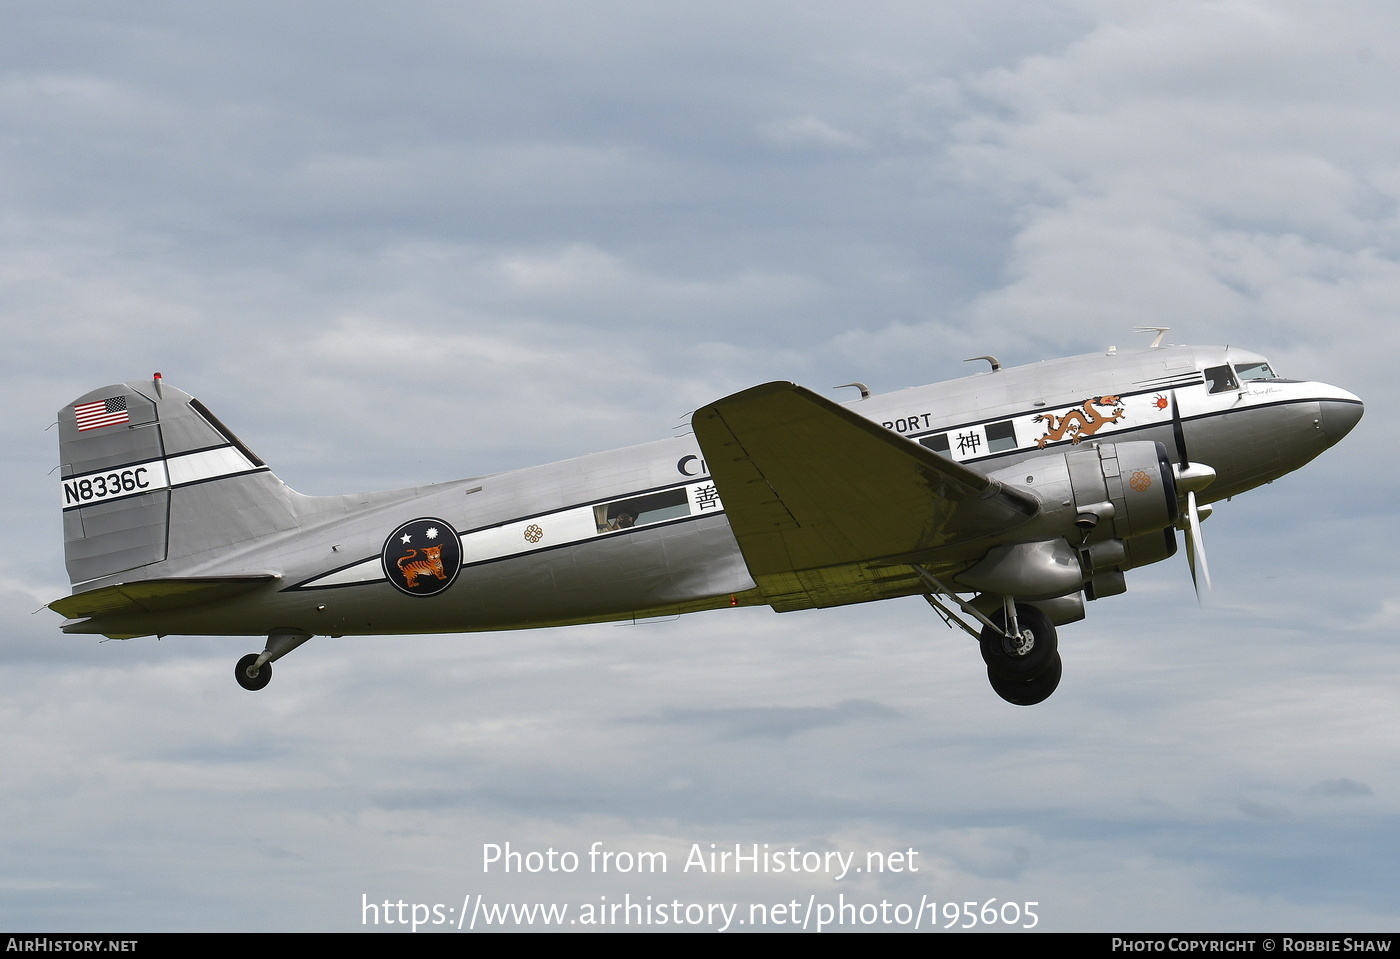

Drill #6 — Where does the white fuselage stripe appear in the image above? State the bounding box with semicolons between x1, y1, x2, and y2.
290;479;727;590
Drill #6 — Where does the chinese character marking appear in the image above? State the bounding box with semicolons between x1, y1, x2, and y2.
693;484;721;511
955;431;982;455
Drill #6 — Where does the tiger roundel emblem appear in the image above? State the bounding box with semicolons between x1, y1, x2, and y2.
382;517;462;597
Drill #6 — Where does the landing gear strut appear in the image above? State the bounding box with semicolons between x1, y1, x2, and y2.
235;629;312;691
979;602;1060;705
979;603;1057;679
914;566;1064;706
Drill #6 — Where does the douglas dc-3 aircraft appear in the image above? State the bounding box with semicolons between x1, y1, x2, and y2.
50;332;1363;705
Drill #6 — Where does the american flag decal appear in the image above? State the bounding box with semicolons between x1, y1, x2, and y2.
73;395;130;432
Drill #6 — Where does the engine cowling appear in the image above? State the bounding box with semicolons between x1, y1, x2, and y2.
956;440;1180;600
1059;439;1179;543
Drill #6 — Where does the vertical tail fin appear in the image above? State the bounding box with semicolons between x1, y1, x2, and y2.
58;376;299;586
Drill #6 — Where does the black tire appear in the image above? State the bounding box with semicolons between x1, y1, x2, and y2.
235;653;272;691
987;653;1062;706
979;603;1057;680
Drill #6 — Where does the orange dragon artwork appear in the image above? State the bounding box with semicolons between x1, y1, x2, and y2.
1033;395;1125;448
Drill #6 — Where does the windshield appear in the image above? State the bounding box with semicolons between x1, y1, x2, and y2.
1235;361;1277;381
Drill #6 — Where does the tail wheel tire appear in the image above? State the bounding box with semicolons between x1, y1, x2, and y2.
979;603;1057;680
235;653;272;691
988;653;1062;706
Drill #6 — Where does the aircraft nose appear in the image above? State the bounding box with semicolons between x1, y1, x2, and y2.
1320;395;1364;443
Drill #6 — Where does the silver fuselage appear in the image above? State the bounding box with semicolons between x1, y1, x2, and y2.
60;345;1361;639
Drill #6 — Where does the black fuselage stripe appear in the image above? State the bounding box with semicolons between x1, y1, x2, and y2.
903;384;1186;442
930;395;1324;467
282;395;1332;592
283;512;717;591
453;477;713;537
282;478;718;591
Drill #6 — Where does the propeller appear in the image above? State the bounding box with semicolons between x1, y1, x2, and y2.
1172;463;1216;603
1182;489;1211;600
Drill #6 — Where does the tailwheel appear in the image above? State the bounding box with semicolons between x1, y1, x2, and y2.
988;653;1062;706
979;603;1057;680
235;653;272;691
233;629;311;691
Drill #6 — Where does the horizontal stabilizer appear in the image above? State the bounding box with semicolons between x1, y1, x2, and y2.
49;576;277;620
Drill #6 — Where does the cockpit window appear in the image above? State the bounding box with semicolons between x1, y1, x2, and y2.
1204;364;1239;394
1235;361;1277;381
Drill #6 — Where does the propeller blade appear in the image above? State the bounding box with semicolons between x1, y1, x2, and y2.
1183;489;1212;602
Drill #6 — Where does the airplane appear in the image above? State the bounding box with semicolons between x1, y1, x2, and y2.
49;331;1363;705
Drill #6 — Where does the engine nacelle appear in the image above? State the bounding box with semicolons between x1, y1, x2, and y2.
1053;440;1179;542
956;441;1180;599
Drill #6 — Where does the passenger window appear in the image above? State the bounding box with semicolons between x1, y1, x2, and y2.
985;420;1017;453
594;488;689;533
920;433;951;457
1204;365;1239;394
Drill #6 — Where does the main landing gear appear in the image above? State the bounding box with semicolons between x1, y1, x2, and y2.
915;567;1063;706
235;629;312;691
979;605;1061;706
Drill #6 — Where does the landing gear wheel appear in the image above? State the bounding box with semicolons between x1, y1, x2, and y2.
988;653;1062;706
979;603;1057;680
235;653;271;691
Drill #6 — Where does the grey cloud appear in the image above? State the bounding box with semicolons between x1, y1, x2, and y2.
624;698;901;739
1310;778;1375;799
4;0;1397;932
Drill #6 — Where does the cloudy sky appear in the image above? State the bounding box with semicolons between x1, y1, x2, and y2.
3;0;1398;932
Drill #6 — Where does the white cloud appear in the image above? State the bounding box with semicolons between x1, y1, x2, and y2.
758;115;868;152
